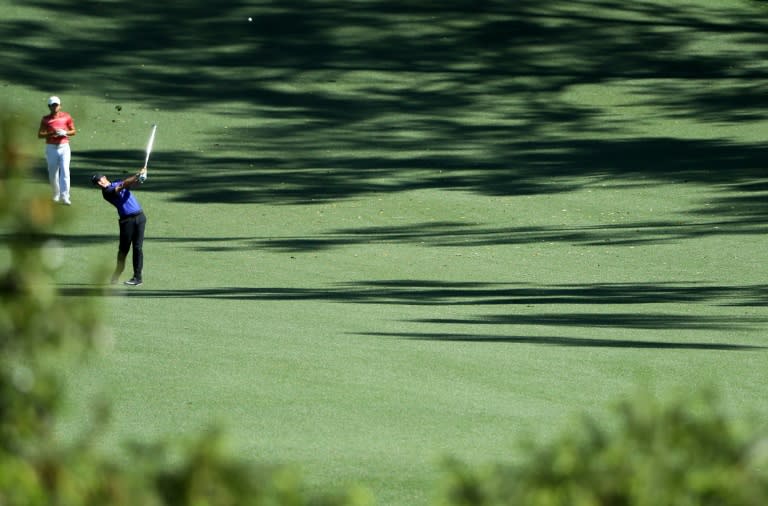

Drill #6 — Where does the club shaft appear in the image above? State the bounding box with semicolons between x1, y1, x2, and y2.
144;124;157;167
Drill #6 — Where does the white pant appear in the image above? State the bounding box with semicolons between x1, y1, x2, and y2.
46;143;71;201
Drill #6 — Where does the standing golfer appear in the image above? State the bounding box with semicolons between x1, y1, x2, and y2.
91;168;148;286
38;96;76;205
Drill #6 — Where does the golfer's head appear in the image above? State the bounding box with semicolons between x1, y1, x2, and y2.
91;174;108;188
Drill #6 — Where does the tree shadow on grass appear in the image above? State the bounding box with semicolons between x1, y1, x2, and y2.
412;313;765;331
59;279;768;308
358;332;766;350
5;0;768;220
241;217;768;252
72;136;768;213
116;207;767;255
58;279;768;347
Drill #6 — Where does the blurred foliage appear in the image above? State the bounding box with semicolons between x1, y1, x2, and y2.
436;389;768;506
0;109;372;505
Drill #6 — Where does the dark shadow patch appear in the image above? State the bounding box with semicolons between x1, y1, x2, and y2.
361;331;767;350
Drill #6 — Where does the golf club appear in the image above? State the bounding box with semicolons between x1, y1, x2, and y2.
144;123;157;166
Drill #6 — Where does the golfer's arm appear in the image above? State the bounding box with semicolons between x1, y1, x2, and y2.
119;170;145;190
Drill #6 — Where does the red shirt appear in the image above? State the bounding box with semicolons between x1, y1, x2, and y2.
40;112;75;145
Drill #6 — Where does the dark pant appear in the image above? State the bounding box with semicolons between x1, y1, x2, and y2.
114;212;147;280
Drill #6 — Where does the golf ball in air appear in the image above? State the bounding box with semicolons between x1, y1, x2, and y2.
248;17;253;22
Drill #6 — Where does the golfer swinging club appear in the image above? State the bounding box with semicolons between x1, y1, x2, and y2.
92;167;148;286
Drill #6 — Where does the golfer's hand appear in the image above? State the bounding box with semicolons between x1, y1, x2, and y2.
55;129;67;137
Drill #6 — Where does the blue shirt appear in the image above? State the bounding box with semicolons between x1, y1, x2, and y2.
102;181;142;218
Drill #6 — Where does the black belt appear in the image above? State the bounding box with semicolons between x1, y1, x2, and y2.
119;211;144;222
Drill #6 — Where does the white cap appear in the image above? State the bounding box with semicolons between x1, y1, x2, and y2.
47;96;61;106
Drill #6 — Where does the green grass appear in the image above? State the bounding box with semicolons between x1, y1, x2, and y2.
3;0;768;504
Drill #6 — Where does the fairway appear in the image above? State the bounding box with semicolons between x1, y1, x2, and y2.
2;0;768;504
